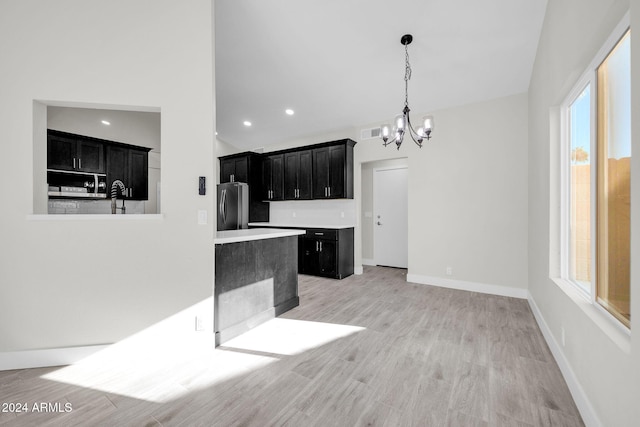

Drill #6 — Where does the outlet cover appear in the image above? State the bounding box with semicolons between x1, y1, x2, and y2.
195;316;204;331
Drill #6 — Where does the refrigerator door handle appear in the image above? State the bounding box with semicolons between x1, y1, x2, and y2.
220;189;227;225
219;189;223;220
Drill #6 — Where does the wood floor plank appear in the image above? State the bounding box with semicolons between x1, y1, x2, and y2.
0;266;583;426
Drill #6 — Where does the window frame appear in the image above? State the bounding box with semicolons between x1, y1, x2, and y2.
559;13;631;331
560;77;596;298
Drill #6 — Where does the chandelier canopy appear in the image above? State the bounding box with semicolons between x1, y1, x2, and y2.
380;34;434;150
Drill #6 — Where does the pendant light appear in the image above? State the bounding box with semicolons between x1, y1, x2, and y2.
380;34;434;150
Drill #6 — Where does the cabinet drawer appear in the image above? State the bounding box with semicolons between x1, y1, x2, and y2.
305;229;338;240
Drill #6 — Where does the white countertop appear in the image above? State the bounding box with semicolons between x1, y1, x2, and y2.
248;222;355;230
215;228;305;244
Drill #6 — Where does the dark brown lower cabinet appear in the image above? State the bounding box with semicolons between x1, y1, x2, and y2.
299;228;354;279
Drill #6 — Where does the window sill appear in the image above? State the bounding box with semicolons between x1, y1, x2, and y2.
551;277;630;353
26;214;164;221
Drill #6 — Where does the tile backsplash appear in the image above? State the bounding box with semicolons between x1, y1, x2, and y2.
48;199;145;214
269;199;356;226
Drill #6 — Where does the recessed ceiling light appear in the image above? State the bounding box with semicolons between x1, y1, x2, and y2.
101;120;111;125
285;109;294;115
243;121;252;127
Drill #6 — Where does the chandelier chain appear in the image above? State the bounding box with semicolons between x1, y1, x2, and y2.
404;42;412;107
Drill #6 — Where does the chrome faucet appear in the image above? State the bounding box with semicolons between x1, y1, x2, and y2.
111;180;126;214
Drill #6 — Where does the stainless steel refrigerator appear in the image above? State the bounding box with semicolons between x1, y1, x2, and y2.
217;182;249;230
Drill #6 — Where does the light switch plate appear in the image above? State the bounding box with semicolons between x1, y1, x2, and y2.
198;210;207;225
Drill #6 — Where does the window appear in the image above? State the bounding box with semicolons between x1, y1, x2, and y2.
561;23;630;328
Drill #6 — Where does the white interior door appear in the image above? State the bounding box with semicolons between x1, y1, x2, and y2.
374;167;408;268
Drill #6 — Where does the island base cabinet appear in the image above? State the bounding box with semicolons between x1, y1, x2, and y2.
299;228;353;279
214;235;299;346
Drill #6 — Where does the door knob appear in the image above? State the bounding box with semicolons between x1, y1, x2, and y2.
377;221;382;225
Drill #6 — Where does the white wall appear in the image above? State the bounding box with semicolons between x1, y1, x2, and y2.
255;94;529;294
47;106;161;214
0;0;215;358
527;0;637;426
356;93;529;294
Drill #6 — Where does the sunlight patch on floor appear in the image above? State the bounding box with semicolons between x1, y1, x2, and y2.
221;318;365;356
40;297;278;403
41;345;277;403
39;302;363;404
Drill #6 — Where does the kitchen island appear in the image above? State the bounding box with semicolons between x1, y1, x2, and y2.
214;228;304;345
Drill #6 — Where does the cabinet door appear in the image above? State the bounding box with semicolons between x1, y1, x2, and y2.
262;156;272;199
233;157;249;183
328;145;345;198
47;134;76;171
77;140;104;173
300;237;319;275
297;150;313;200
284;152;299;200
318;239;337;277
106;145;128;197
312;147;330;198
128;149;148;200
270;154;284;200
220;159;235;183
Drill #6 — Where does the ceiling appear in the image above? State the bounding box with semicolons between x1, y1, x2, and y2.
214;0;548;150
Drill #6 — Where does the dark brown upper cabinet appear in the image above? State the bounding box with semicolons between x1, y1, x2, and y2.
311;140;355;199
220;156;249;184
47;130;105;173
262;153;284;201
218;139;355;206
284;149;312;200
106;144;149;200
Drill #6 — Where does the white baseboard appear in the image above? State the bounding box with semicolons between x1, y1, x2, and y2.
361;258;376;266
0;344;110;371
354;265;364;275
527;294;602;427
406;274;528;299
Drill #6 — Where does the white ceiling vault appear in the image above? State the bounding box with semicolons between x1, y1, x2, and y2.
214;0;548;150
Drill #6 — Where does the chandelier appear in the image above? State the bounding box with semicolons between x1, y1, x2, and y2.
380;34;434;150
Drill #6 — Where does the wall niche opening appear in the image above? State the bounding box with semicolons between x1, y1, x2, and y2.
34;102;161;215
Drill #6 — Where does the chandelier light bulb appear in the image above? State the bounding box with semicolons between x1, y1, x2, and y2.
381;124;392;141
423;115;434;135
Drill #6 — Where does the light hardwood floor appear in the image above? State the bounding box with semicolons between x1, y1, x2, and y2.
0;266;583;426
